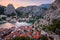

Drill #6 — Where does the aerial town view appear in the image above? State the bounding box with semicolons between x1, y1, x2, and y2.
0;0;60;40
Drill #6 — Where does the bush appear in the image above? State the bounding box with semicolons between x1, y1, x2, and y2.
27;20;35;24
12;36;33;40
40;35;48;40
43;19;60;32
0;18;3;21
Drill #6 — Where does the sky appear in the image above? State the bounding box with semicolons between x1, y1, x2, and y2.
0;0;55;8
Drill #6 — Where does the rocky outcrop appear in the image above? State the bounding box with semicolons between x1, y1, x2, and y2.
44;0;60;24
4;4;17;15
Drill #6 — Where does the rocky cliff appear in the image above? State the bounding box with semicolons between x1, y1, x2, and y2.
44;0;60;24
16;4;51;17
4;4;17;15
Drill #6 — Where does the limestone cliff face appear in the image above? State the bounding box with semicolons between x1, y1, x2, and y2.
16;6;44;16
52;0;60;9
44;0;60;23
4;4;17;15
16;4;51;17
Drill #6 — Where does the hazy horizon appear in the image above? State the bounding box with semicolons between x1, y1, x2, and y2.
0;0;55;8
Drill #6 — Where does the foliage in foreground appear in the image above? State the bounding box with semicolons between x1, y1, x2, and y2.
42;19;60;35
40;35;48;40
12;36;33;40
12;35;49;40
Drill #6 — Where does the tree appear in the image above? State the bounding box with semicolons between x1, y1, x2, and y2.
16;11;23;17
52;19;60;29
52;19;60;35
45;19;60;33
2;17;6;20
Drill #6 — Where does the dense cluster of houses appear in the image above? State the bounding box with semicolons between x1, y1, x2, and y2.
4;26;41;40
0;17;60;40
0;22;60;40
0;22;41;40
